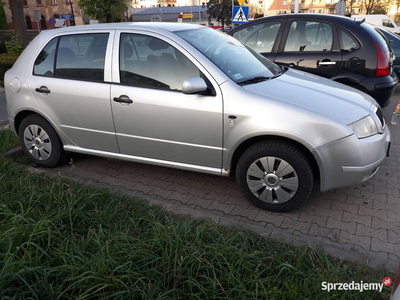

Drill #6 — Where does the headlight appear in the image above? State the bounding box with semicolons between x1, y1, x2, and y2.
348;115;379;139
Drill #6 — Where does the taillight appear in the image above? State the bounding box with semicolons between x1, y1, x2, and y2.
374;41;390;76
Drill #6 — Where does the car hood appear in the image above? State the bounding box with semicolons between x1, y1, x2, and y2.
242;68;376;125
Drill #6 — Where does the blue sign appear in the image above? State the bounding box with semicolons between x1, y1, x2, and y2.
49;17;56;25
232;6;249;25
58;14;74;20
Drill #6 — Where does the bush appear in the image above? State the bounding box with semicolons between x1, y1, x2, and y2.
5;35;24;56
0;53;18;85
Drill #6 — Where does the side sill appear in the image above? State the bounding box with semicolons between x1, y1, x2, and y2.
64;145;229;177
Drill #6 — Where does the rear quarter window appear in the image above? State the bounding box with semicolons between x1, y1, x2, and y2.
338;27;360;52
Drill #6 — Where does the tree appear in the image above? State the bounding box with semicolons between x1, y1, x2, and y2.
8;0;29;47
206;0;232;29
78;0;129;23
362;0;394;14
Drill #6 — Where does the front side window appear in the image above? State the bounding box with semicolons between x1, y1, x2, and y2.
382;19;395;28
119;34;200;91
232;21;281;53
33;33;109;82
284;21;333;52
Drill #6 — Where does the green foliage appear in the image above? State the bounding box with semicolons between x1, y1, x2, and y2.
0;134;394;299
0;130;19;153
5;35;24;56
0;53;18;85
78;0;129;23
206;0;232;28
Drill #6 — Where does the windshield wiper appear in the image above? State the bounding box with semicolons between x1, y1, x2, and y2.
237;76;271;85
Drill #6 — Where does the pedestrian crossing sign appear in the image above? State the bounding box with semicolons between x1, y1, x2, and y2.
232;6;249;25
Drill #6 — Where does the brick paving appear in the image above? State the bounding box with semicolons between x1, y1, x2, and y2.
3;87;400;273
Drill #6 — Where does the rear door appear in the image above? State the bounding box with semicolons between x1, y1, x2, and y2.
27;30;119;152
274;18;342;78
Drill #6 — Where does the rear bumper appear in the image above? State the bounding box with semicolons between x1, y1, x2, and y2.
360;72;398;108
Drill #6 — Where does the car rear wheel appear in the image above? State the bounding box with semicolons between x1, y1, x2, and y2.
236;140;314;212
19;114;66;168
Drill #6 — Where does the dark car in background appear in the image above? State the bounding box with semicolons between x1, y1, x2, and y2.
228;14;398;108
377;27;400;79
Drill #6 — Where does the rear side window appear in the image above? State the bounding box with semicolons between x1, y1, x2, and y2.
338;28;360;52
232;21;281;53
33;33;109;82
284;21;333;52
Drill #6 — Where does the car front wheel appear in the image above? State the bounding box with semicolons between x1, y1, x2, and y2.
236;140;314;212
19;114;65;168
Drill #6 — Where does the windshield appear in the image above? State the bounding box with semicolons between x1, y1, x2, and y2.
175;28;281;83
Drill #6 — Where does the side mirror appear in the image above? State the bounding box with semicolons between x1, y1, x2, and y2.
182;77;208;95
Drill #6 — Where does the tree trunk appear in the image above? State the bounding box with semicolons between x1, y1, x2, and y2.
8;0;29;47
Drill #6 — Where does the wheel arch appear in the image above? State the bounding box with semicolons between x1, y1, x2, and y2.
14;110;41;135
229;135;321;182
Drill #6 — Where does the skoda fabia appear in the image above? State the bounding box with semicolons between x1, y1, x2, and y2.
5;23;391;212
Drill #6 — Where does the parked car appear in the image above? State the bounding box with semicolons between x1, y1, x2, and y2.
351;14;400;35
5;23;391;212
228;14;398;108
377;27;400;79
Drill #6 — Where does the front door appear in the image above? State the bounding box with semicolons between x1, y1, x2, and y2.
111;32;223;169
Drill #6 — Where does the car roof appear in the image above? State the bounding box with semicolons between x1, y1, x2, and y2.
246;13;359;24
38;22;205;35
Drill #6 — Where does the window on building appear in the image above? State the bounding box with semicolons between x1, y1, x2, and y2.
283;0;287;5
51;0;57;4
23;0;28;5
36;0;43;5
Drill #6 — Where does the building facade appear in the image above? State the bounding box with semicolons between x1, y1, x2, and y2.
3;0;84;31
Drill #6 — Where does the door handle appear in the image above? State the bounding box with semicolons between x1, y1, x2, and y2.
35;86;51;94
113;95;133;104
318;60;336;66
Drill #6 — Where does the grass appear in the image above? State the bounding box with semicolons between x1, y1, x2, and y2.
0;129;394;299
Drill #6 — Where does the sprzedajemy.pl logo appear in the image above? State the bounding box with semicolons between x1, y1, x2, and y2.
321;277;392;293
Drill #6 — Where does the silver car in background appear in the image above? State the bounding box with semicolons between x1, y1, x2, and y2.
5;23;391;212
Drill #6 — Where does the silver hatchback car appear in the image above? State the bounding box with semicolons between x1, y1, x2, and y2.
5;23;390;212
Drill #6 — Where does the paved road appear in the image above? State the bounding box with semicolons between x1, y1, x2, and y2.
3;85;400;273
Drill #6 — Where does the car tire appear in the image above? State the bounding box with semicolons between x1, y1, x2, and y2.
236;140;314;212
19;114;66;168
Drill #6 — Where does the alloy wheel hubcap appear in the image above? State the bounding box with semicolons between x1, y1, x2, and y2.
246;156;299;204
23;125;52;161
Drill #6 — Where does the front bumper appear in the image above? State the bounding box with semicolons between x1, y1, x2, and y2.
314;126;391;192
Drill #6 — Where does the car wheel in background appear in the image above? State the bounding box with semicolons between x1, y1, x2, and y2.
236;140;314;212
